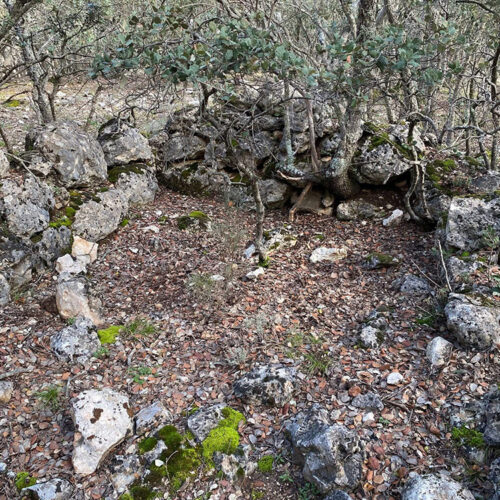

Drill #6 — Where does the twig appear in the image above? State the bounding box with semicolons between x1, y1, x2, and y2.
0;368;32;380
437;240;452;292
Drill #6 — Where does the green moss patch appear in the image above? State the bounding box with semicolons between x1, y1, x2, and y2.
138;436;158;454
15;471;36;491
452;425;485;448
257;455;274;473
49;216;72;229
3;99;22;108
128;485;159;500
97;325;123;344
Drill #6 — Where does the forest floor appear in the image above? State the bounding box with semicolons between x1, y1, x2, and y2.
1;184;498;499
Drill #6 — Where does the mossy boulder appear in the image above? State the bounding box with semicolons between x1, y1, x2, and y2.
177;210;211;230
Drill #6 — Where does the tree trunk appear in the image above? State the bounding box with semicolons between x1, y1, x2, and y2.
323;0;377;199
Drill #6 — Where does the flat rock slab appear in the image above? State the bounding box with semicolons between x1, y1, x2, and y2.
72;388;133;476
402;473;474;500
310;247;348;263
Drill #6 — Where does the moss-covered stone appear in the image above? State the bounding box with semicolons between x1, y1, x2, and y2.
97;325;123;344
177;210;210;230
108;164;146;184
138;436;158;455
201;407;245;462
257;455;274;473
202;426;240;461
15;471;36;491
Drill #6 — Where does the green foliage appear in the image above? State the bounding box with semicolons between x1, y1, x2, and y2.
452;426;485;449
123;318;156;339
97;325;123;344
93;346;110;358
298;482;321;500
128;365;152;385
15;472;36;491
120;218;130;227
257;455;274;473
36;385;61;411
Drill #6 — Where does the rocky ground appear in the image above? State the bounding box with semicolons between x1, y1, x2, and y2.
0;80;499;500
0;184;498;499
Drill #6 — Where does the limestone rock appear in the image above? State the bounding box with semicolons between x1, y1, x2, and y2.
284;405;363;493
401;473;474;500
23;478;74;500
470;171;500;194
0;273;10;306
387;372;404;385
98;118;153;166
290;188;334;216
0;149;9;178
359;326;381;349
72;388;133;476
0;175;54;239
233;365;296;406
445;197;500;251
35;226;72;269
110;454;141;494
246;267;265;280
483;389;500;446
26;121;107;187
260;179;291;209
162;134;206;163
114;168;158;206
55;254;86;275
135;401;171;436
72;236;98;265
310;247;348;263
213;443;255;481
0;381;14;404
445;293;500;349
383;209;404;227
397;274;431;295
72;189;128;242
0;237;34;289
55;274;102;325
337;200;380;221
187;404;228;442
351;392;384;411
444;256;484;290
50;316;100;363
426;337;453;367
